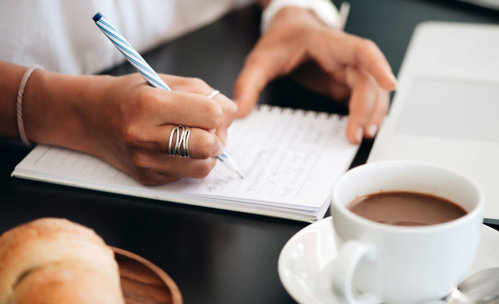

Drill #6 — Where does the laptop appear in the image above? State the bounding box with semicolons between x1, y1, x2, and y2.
367;21;499;224
457;0;499;10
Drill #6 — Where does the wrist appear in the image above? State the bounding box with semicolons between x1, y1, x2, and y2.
271;5;324;29
261;0;349;33
22;70;109;153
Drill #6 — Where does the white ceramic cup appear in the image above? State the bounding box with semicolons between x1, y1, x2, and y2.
330;161;484;304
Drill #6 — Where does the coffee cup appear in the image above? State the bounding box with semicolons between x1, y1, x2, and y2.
330;161;484;304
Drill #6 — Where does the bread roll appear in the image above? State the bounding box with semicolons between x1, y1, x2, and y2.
0;218;125;304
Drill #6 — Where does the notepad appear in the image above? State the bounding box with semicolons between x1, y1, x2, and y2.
11;105;358;222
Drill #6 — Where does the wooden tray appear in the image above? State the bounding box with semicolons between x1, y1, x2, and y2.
112;247;183;304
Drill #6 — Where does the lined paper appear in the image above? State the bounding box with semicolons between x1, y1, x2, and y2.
12;105;358;222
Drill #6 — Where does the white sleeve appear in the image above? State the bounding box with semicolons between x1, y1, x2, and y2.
260;0;350;33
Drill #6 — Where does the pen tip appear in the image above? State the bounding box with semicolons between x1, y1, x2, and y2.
237;171;245;179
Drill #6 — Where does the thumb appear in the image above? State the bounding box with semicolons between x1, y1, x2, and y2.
233;52;281;118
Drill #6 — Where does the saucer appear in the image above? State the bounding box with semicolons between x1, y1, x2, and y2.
112;247;183;304
278;217;499;304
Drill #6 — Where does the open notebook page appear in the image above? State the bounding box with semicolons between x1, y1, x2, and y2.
12;105;359;222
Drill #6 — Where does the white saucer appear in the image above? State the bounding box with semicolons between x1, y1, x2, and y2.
278;217;499;304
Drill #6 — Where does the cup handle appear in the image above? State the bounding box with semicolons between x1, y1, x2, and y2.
332;240;379;304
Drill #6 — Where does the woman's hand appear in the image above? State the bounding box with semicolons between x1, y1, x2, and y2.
234;6;397;144
23;71;236;185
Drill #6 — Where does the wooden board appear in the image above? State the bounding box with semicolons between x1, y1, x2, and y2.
112;247;183;304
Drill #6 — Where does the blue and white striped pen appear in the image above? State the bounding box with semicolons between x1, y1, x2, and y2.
92;12;244;178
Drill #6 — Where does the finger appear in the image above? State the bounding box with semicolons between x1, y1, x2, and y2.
208;95;232;147
133;158;217;185
131;168;180;186
344;67;377;144
365;88;389;139
158;75;212;95
234;48;288;117
158;74;237;130
215;128;228;145
210;91;237;130
309;30;397;91
233;57;269;118
126;125;224;160
139;89;224;130
328;82;350;102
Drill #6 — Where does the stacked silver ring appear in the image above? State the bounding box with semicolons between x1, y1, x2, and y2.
168;125;191;157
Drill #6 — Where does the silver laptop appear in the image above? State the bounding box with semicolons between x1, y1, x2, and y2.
367;22;499;224
458;0;499;10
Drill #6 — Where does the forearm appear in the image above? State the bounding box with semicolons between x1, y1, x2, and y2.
0;61;29;139
0;61;109;153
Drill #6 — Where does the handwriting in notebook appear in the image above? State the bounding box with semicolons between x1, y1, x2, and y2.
179;106;347;202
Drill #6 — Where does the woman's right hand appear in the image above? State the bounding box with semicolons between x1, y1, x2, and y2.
23;71;237;185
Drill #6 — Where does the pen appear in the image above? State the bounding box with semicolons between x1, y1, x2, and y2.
92;12;244;178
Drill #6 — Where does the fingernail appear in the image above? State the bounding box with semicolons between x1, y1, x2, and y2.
367;124;378;138
355;127;363;143
390;74;398;88
214;139;225;156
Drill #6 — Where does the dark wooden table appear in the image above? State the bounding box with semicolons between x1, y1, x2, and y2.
2;1;499;303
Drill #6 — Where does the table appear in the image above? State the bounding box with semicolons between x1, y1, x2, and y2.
2;1;499;303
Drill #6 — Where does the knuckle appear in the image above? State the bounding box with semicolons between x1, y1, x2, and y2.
196;133;219;158
134;89;157;113
121;125;145;148
187;77;209;94
349;100;369;116
358;38;377;52
190;77;206;86
352;38;367;58
355;38;378;63
203;102;223;126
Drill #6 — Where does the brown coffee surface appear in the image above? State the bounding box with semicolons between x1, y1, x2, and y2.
348;191;467;226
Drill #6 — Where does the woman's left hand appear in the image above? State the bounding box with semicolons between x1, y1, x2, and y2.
234;6;397;144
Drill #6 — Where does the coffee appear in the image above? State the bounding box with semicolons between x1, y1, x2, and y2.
348;191;467;226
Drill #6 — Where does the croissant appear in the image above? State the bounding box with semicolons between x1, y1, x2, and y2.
0;218;125;304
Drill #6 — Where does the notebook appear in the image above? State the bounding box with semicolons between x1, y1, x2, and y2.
12;105;359;222
367;22;499;224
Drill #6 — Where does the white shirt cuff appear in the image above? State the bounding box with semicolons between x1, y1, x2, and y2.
261;0;350;33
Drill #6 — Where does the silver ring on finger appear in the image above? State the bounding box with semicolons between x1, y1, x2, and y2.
168;125;191;158
207;89;220;99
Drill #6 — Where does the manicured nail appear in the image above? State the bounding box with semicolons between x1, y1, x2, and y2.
356;127;363;143
390;74;398;89
367;124;378;138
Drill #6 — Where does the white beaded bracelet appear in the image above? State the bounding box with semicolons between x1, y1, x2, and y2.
16;65;43;146
261;0;350;33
